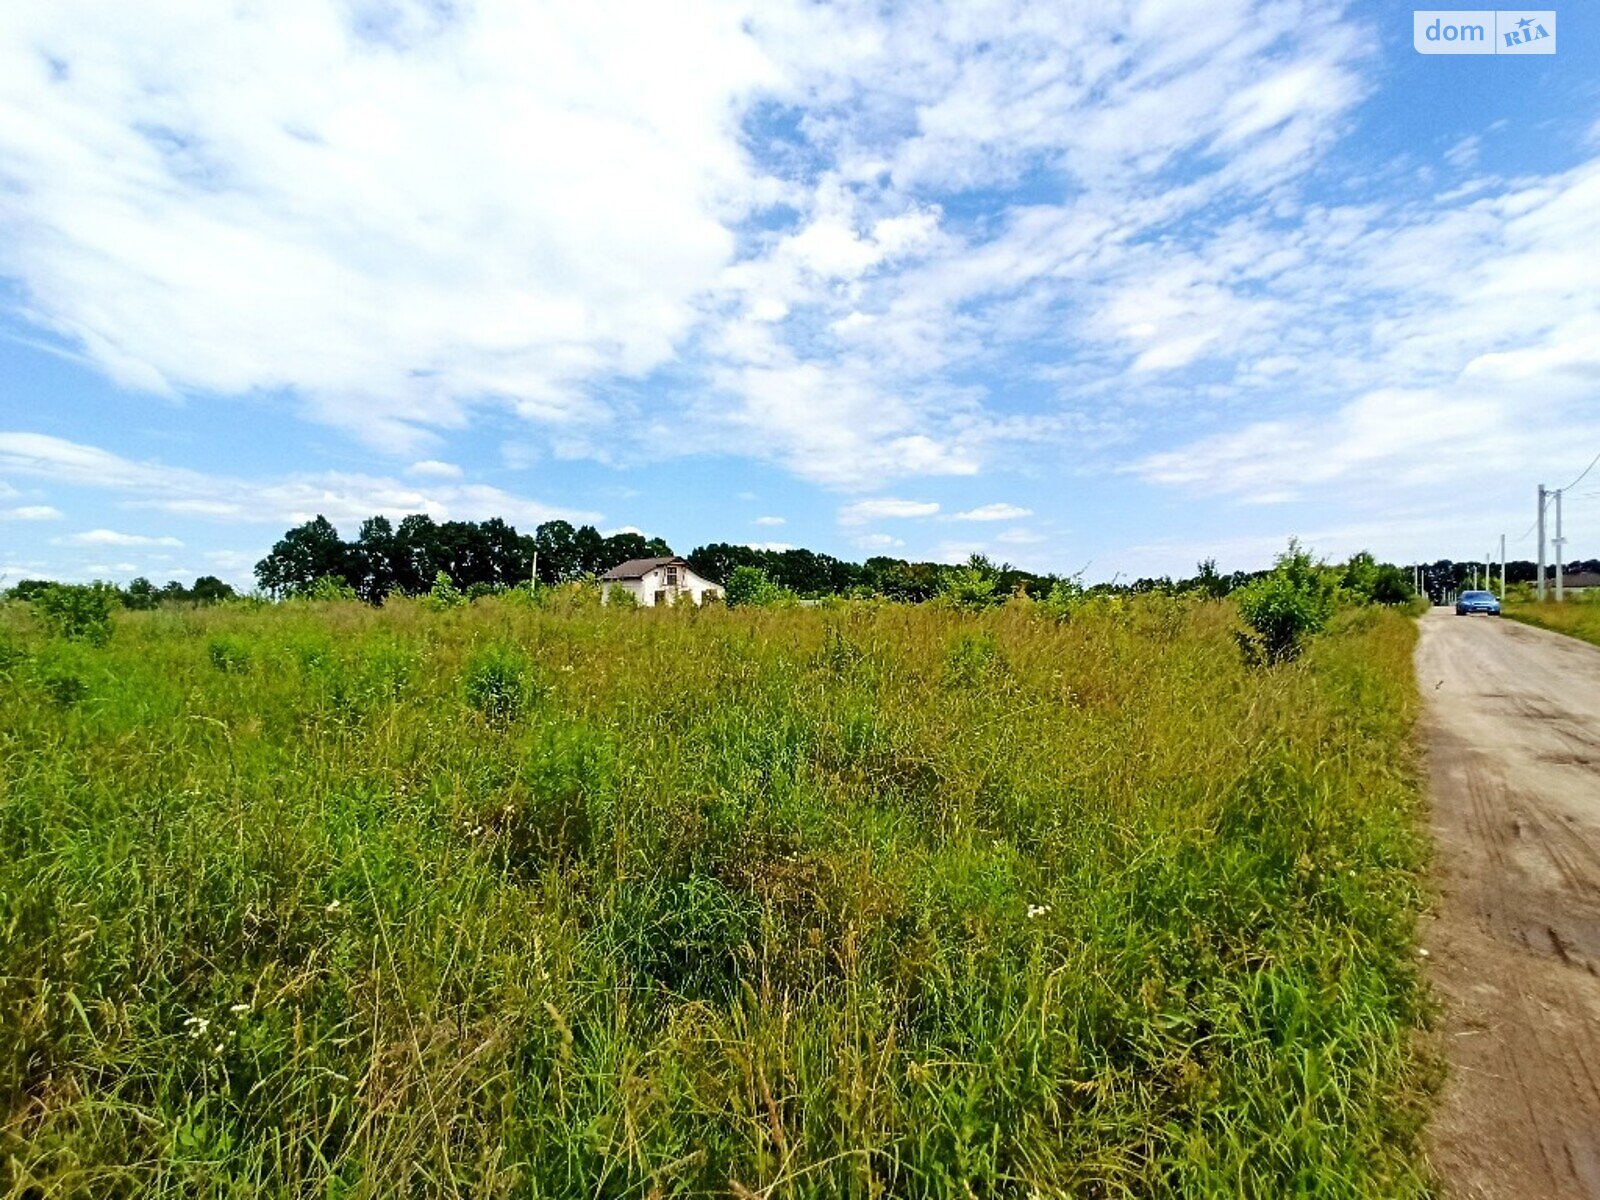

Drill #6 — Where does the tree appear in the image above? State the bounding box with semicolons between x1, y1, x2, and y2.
122;577;160;610
254;516;354;598
352;516;401;602
533;520;578;583
190;575;236;604
394;514;442;594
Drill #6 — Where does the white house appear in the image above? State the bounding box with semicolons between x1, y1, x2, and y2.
600;556;723;607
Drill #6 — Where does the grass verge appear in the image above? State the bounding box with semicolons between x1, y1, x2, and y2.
1503;597;1600;647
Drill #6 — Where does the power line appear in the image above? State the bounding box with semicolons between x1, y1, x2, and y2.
1559;446;1600;493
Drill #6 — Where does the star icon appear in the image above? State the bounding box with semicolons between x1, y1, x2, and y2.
1516;16;1533;29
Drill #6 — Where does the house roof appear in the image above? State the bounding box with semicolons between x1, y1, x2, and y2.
601;556;686;580
1561;571;1600;589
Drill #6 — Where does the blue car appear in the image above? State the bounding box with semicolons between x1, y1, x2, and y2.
1455;589;1501;616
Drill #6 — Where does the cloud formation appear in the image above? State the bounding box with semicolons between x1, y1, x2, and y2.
0;432;594;531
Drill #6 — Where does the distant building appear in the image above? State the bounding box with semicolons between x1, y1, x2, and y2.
600;556;722;607
1561;570;1600;590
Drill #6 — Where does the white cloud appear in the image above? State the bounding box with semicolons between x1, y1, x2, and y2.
745;541;793;552
0;0;1378;487
753;515;786;526
952;503;1031;522
995;527;1046;545
406;460;463;480
0;0;783;450
0;431;594;532
851;532;904;551
59;528;183;547
2;504;63;520
837;498;939;525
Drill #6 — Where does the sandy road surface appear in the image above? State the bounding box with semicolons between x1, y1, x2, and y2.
1417;609;1600;1198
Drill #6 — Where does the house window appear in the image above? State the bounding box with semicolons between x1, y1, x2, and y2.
665;566;678;586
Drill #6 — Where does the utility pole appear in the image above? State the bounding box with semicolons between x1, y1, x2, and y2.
1537;484;1548;601
1500;534;1506;597
1555;488;1565;603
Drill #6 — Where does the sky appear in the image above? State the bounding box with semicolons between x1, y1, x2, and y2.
1;0;1597;589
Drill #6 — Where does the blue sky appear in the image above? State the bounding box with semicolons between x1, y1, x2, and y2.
2;0;1597;588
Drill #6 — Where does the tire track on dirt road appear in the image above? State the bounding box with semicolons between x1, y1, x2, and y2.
1418;609;1600;1198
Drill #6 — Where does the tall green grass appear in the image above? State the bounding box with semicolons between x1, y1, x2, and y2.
0;595;1431;1197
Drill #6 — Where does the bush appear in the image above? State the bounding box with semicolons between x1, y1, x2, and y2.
302;576;358;602
1235;541;1337;663
938;556;1001;609
32;583;118;646
1036;576;1087;620
603;584;638;609
724;565;794;608
424;571;465;610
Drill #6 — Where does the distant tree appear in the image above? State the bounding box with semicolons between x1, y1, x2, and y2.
122;577;160;610
254;516;354;598
572;524;606;577
352;516;402;602
394;514;442;594
190;575;236;604
533;520;578;583
7;579;55;602
1191;558;1231;598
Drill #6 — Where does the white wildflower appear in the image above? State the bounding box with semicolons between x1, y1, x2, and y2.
325;899;342;914
1027;904;1052;920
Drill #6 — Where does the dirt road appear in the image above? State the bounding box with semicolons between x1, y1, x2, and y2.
1418;609;1600;1198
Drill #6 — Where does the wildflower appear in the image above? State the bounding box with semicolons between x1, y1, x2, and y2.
325;899;342;914
230;1003;250;1014
1027;903;1052;920
184;1016;212;1038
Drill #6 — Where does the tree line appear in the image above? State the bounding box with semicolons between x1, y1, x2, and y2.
242;513;1441;607
4;508;1550;609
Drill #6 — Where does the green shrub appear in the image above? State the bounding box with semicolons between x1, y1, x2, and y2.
724;565;794;607
938;556;1000;609
1235;541;1337;663
1036;576;1087;620
603;584;638;609
32;583;118;645
423;570;465;610
302;575;357;602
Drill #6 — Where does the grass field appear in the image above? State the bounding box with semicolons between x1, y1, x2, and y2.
0;594;1431;1197
1503;596;1600;648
